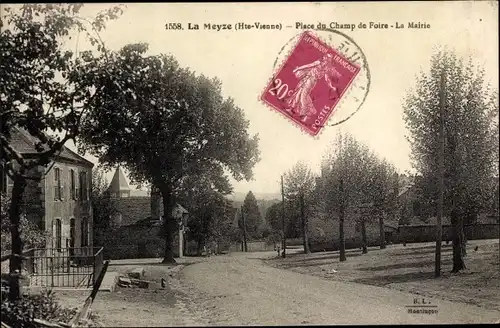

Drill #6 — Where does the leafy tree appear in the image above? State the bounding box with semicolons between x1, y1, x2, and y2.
77;45;260;263
265;202;283;232
0;3;122;300
91;166;118;247
209;198;237;253
322;133;374;261
283;161;316;253
1;194;47;252
366;159;399;249
321;133;397;258
180;171;235;255
403;50;499;272
240;191;262;240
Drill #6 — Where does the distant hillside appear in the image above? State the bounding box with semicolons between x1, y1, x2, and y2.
230;198;281;224
227;191;281;202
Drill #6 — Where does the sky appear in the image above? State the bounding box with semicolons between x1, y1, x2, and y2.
21;2;499;195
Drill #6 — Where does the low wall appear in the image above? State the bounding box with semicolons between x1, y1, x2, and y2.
399;223;499;243
309;223;498;252
309;238;384;253
96;225;181;260
229;240;276;252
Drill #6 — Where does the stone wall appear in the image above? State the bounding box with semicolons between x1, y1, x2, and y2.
228;240;277;252
308;214;400;252
112;196;164;227
98;225;181;260
399;223;499;243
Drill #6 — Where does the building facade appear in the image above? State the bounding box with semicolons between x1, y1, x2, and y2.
1;128;94;252
97;167;189;259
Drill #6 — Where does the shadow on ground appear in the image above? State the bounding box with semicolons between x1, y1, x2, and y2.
357;259;453;272
352;271;436;286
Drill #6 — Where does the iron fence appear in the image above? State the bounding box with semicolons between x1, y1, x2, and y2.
22;247;104;288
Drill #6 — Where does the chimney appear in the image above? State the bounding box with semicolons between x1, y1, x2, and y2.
151;186;161;220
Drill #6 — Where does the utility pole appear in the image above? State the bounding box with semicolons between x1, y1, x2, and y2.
435;67;446;278
300;191;310;253
496;183;499;271
241;206;248;252
281;175;286;258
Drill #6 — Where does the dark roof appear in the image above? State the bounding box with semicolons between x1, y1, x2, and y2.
398;183;415;198
107;167;131;193
403;216;452;226
130;189;149;197
10;127;93;167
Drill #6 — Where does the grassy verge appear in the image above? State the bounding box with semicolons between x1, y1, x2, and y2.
265;239;500;311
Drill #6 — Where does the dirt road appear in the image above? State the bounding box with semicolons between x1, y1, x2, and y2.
179;251;500;325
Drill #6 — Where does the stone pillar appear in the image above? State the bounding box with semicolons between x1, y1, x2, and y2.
178;225;184;258
151;187;161;220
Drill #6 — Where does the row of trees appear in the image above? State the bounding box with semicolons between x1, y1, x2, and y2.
266;49;498;274
266;134;399;260
320;133;399;260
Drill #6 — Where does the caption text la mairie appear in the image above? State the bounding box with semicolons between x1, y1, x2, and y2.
165;21;430;31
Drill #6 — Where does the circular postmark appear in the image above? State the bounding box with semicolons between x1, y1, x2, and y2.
264;28;371;134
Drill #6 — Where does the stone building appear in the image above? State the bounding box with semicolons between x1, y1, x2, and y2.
98;167;189;259
1;127;94;251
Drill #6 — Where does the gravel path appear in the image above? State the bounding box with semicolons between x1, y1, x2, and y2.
56;252;499;326
180;252;500;325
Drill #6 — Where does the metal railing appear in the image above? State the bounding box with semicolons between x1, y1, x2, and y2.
22;247;104;288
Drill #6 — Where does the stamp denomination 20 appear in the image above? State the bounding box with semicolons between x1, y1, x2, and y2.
261;31;361;136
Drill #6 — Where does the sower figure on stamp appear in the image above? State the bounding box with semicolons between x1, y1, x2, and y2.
286;53;342;118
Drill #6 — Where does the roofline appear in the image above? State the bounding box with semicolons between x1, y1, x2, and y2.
12;127;94;167
57;145;94;167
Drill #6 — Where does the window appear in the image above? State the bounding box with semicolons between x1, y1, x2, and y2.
69;218;75;256
54;219;62;250
54;168;63;200
81;217;89;247
70;169;77;200
79;171;88;201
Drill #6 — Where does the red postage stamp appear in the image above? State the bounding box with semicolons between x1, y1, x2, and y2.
260;31;361;136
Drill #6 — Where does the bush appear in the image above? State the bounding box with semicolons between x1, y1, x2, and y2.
1;289;100;328
1;194;47;251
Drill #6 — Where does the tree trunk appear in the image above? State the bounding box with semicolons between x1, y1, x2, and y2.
462;234;467;257
361;219;368;254
300;193;310;254
197;238;203;256
339;216;346;261
9;175;27;301
183;235;188;256
451;211;466;272
160;185;176;264
241;208;248;252
379;212;386;250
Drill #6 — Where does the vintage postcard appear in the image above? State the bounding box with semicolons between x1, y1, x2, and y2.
1;1;498;327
